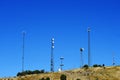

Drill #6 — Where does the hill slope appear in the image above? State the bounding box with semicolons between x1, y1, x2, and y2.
0;66;120;80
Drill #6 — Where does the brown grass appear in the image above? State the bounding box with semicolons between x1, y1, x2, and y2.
0;66;120;80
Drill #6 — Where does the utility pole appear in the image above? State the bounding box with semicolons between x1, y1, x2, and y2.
22;31;25;72
88;27;91;67
51;38;54;72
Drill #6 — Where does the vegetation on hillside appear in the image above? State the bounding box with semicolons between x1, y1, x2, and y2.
60;74;67;80
0;66;120;80
93;64;105;67
39;77;50;80
17;69;45;76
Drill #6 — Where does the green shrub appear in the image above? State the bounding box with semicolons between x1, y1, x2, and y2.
46;77;50;80
39;78;45;80
17;69;45;76
83;64;89;69
93;64;98;67
93;64;102;67
60;74;67;80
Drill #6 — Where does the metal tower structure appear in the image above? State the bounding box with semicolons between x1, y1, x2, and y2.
22;31;25;72
112;52;115;66
80;48;84;68
51;38;54;72
88;27;91;67
60;57;64;71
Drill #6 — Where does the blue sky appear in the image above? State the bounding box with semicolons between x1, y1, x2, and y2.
0;0;120;77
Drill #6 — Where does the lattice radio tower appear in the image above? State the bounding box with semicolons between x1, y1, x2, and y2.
51;38;54;72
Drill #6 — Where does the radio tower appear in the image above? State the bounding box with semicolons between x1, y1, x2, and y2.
60;57;64;71
80;48;84;68
22;31;25;72
51;38;54;72
112;52;115;66
88;27;91;67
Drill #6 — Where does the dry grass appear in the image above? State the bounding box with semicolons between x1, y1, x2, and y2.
0;66;120;80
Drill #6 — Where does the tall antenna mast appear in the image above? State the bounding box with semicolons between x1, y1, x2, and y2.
60;57;64;71
88;27;91;67
22;31;25;72
80;48;84;68
112;52;115;66
51;38;54;72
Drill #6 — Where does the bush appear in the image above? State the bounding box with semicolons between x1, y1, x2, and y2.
93;64;102;67
17;69;45;76
93;64;98;67
46;77;50;80
60;74;67;80
39;77;50;80
83;64;89;69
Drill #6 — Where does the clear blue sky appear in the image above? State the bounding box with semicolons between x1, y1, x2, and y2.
0;0;120;77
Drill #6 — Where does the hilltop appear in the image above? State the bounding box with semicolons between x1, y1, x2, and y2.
0;66;120;80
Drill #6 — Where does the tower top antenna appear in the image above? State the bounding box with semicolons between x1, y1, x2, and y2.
80;48;84;52
88;27;91;32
